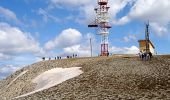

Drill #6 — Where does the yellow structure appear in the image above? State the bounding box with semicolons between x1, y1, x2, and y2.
138;40;155;53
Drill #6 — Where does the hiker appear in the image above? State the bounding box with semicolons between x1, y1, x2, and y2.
75;54;77;58
138;51;142;58
49;57;51;60
149;52;152;58
147;52;152;60
42;57;45;61
107;52;109;57
146;53;150;60
141;52;146;60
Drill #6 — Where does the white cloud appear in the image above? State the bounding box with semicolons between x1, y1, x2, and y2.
45;28;82;50
0;6;20;23
61;32;98;57
63;45;91;57
123;34;137;42
46;0;136;24
0;64;22;79
76;4;96;24
0;53;13;60
0;22;43;60
117;0;170;36
47;0;170;37
44;31;97;57
0;65;20;74
69;32;99;57
109;0;135;22
113;16;131;25
150;22;168;36
128;0;170;23
110;46;139;54
47;0;96;24
49;0;92;8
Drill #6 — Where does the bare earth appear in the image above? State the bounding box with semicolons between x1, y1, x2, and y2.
0;55;170;100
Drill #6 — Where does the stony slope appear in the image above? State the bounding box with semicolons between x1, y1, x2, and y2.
0;55;170;100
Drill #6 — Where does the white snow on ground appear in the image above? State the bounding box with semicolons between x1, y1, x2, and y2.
7;70;28;88
14;67;83;99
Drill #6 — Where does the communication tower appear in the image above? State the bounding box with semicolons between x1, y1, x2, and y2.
88;0;111;56
145;21;150;53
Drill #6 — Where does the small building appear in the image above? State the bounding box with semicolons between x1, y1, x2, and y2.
138;40;155;54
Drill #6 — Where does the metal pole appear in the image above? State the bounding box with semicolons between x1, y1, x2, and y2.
145;21;150;53
90;38;92;57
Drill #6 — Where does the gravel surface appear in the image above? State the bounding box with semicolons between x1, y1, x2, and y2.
0;55;170;100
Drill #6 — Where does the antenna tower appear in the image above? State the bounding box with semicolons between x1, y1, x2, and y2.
145;21;150;53
88;0;111;56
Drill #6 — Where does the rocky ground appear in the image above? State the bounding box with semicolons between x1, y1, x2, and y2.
0;55;170;100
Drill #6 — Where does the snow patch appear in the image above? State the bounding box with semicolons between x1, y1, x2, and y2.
14;67;83;99
33;67;83;90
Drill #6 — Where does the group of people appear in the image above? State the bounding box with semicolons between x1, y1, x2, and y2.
55;57;62;60
42;54;78;61
67;54;78;59
139;51;153;61
42;57;62;61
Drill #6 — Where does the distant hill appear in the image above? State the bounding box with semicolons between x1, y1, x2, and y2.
0;55;170;100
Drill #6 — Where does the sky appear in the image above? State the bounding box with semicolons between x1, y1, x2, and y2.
0;0;170;79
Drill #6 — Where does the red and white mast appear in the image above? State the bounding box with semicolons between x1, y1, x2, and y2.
88;0;111;56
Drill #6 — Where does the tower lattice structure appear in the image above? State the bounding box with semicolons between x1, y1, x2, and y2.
88;0;111;56
145;22;150;53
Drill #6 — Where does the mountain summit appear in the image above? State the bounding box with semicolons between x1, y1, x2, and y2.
0;55;170;100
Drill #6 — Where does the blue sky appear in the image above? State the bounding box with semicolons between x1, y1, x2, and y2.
0;0;170;79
